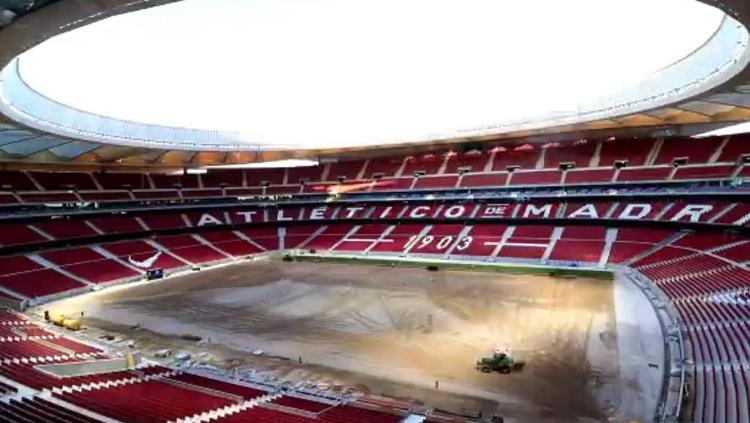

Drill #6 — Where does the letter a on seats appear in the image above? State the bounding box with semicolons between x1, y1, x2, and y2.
197;213;223;227
567;204;599;219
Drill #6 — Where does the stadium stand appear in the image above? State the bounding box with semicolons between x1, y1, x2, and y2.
0;135;748;205
0;397;100;423
0;305;415;423
3;198;750;255
2;135;750;423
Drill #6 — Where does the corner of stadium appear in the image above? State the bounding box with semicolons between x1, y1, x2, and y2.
0;0;750;422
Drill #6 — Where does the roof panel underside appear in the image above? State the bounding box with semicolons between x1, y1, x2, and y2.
704;93;750;108
0;130;37;145
47;140;100;158
0;136;68;155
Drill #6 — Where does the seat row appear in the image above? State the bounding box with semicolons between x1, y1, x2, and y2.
3;222;749;306
0;307;411;423
631;235;750;423
3;199;750;249
0;135;749;202
0;397;99;423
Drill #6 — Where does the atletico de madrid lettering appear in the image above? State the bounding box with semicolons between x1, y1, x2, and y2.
192;202;727;227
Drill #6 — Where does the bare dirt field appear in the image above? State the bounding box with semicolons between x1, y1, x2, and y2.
42;259;618;422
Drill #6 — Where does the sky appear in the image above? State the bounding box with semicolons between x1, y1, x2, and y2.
16;0;725;148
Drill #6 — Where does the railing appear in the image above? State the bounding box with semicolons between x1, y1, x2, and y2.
626;269;687;423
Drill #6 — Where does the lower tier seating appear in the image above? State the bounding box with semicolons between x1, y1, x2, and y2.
0;397;100;423
1;214;750;422
0;309;410;423
216;403;403;423
629;238;750;423
59;380;236;423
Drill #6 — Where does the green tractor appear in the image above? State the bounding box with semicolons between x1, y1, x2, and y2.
475;350;525;374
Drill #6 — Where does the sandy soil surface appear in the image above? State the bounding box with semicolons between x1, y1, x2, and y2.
41;260;618;422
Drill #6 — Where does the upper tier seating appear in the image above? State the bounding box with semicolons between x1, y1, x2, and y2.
459;172;508;188
182;188;223;198
30;172;97;191
326;160;366;181
616;167;672;182
565;168;615;184
288;165;325;184
96;172;152;190
19;192;79;203
267;185;302;195
79;190;132;201
443;151;490;174
492;145;539;170
403;153;444;175
543;140;597;168
510;169;562;185
0;171;37;191
132;189;179;200
718;134;750;163
363;157;404;178
598;138;654;166
655;137;723;165
413;175;459;190
673;165;736;180
0;136;748;206
150;173;200;189
202;169;244;187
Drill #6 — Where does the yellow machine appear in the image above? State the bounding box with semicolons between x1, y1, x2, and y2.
45;311;83;331
126;352;136;368
62;318;82;331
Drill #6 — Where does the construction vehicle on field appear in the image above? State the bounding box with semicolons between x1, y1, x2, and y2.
45;310;83;331
475;350;525;374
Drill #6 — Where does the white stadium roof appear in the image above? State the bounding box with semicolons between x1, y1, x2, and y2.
0;0;749;167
